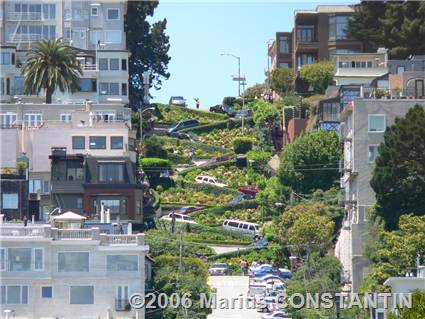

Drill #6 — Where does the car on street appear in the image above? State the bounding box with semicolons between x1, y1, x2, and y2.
250;264;274;277
222;219;260;235
208;263;230;276
160;213;197;224
195;175;227;188
167;119;199;135
278;268;293;280
261;311;291;318
228;193;252;205
175;206;203;214
238;185;258;197
169;96;187;106
169;131;200;142
209;104;236;117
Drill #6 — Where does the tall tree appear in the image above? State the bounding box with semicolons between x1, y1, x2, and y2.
243;83;266;99
22;39;82;104
278;130;341;194
389;290;425;319
271;67;294;96
125;1;171;109
370;104;425;230
299;61;334;94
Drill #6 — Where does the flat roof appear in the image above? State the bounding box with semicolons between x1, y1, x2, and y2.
295;5;354;15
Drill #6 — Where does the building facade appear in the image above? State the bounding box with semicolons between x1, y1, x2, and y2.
336;99;425;292
0;221;148;319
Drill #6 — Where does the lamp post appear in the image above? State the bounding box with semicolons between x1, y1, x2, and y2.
266;39;274;98
139;107;155;149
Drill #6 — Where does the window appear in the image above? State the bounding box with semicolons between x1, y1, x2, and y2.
105;30;121;43
43;180;49;194
121;59;127;70
107;8;119;20
96;111;115;122
70;286;94;304
42;4;55;19
116;286;129;310
34;248;44;271
110;83;119;95
329;15;349;40
1;286;28;304
0;53;10;65
66;166;84;181
2;194;18;209
296;25;314;42
107;255;138;271
377;80;389;89
60;112;71;123
41;286;53;299
72;136;85;150
7;248;31;271
279;62;289;68
111;136;124;149
110;58;119;70
368;145;379;162
58;252;89;272
100;82;109;95
279;36;289;53
0;113;17;128
99;58;108;71
98;163;124;182
76;197;83;209
121;83;127;96
297;53;316;68
0;249;5;271
368;115;386;132
89;136;106;149
397;66;405;74
24;113;43;127
29;179;41;193
79;79;97;92
99;199;123;217
91;7;98;16
80;31;85;39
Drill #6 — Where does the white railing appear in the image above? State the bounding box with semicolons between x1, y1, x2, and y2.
105;234;138;245
56;229;93;239
82;64;98;72
0;226;45;237
7;12;42;21
9;33;41;42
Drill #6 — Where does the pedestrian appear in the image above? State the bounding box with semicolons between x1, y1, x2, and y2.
240;259;248;276
23;216;28;227
118;223;124;234
194;97;200;109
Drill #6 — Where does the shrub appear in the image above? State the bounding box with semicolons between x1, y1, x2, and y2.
139;157;171;185
233;137;253;154
144;136;168;159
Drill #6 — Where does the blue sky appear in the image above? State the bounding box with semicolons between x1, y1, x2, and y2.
151;1;353;109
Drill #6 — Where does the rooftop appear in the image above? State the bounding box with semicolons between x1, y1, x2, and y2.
295;5;354;15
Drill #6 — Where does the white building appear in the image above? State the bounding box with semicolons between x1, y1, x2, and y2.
0;213;149;319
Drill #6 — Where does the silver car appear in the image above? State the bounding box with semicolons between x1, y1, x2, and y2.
169;96;187;107
209;263;229;276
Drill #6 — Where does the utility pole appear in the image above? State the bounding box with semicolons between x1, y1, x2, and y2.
179;230;183;271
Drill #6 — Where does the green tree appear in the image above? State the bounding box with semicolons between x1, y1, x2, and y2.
389;290;425;319
370;105;425;229
125;1;171;108
139;157;171;186
251;100;281;142
271;67;294;95
22;39;82;104
243;83;266;99
144;136;168;159
278;130;341;194
233;137;253;154
349;1;425;58
299;61;334;94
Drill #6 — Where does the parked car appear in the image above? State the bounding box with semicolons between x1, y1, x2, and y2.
195;175;227;188
278;268;293;280
169;131;200;142
169;96;187;106
160;213;197;224
228;193;252;205
222;219;260;235
261;311;291;318
208;263;229;276
209;104;236;117
167;119;199;135
175;206;203;215
238;185;258;197
212;155;232;163
235;109;252;120
251;265;275;277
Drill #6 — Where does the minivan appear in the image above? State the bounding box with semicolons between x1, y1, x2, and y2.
167;119;199;135
222;219;260;234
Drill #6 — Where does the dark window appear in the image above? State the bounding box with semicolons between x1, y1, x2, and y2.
89;136;106;149
99;58;108;71
121;59;127;70
72;136;85;149
111;136;124;149
228;221;239;227
41;286;52;298
279;36;289;53
67;166;84;181
110;58;119;70
79;79;96;92
98;163;124;182
121;83;127;96
107;8;119;20
11;53;15;65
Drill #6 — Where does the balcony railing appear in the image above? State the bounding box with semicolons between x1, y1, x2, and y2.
9;33;42;42
56;228;94;240
7;12;42;21
0;226;46;237
82;64;98;72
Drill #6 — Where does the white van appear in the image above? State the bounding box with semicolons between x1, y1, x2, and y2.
195;175;227;188
222;219;260;234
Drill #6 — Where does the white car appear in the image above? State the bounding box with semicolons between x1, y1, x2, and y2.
261;311;291;318
160;213;197;224
195;175;227;188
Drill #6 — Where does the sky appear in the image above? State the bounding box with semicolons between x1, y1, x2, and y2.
151;0;353;109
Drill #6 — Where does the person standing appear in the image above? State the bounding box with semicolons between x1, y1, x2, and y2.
23;216;28;227
194;97;200;109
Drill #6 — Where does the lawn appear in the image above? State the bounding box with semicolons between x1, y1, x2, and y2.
159;186;235;206
199;127;257;149
154;103;226;125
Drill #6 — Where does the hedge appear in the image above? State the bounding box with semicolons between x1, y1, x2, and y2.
178;159;236;177
179;117;254;135
179;181;240;196
208;246;265;260
189;199;258;219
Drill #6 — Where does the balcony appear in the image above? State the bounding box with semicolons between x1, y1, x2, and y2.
8;33;41;42
82;64;98;72
7;12;42;21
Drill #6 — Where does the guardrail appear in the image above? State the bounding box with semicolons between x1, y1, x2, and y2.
0;226;45;237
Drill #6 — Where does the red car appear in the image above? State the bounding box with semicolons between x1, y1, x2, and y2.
238;185;258;197
175;206;203;215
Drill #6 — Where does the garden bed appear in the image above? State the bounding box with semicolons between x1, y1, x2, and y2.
154;103;226;125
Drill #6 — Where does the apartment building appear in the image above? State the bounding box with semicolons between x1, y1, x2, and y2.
0;216;148;319
0;0;129;104
388;55;425;99
268;5;367;94
0;102;137;220
336;99;425;292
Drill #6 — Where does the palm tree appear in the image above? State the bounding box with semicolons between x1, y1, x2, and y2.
22;38;83;104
